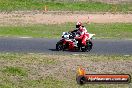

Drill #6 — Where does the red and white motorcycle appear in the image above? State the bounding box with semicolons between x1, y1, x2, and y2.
56;32;95;52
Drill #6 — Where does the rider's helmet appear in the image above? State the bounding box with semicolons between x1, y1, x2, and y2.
76;22;82;28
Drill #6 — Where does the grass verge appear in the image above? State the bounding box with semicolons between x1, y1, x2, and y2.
0;23;132;39
2;66;27;76
0;0;131;13
0;53;132;88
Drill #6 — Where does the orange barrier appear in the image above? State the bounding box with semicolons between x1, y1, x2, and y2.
44;5;48;12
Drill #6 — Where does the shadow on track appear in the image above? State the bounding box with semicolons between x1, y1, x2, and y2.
49;49;83;52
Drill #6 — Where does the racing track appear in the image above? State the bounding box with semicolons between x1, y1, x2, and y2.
0;37;132;55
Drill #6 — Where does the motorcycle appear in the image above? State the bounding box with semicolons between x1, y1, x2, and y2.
56;31;95;52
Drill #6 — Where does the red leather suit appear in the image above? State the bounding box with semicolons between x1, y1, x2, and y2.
75;26;89;46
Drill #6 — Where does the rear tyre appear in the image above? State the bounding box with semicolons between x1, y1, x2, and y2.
81;40;93;52
87;40;93;51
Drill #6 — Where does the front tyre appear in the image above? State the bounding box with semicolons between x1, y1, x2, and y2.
56;42;63;51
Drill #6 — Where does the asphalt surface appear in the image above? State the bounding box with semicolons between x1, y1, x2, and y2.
0;37;132;55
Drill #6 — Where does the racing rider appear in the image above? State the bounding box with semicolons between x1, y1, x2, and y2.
74;22;89;46
70;22;82;35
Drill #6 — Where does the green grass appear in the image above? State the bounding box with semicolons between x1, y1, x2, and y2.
2;66;27;76
88;23;132;39
0;23;132;39
0;53;131;88
0;0;131;13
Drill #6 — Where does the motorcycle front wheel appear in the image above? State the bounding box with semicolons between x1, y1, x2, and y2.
56;42;63;51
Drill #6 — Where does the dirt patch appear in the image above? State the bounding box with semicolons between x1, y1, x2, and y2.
0;11;132;25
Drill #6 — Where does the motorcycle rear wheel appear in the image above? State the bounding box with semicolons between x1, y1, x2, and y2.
81;40;93;52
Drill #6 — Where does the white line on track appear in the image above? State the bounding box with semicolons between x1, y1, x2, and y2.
19;37;32;39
